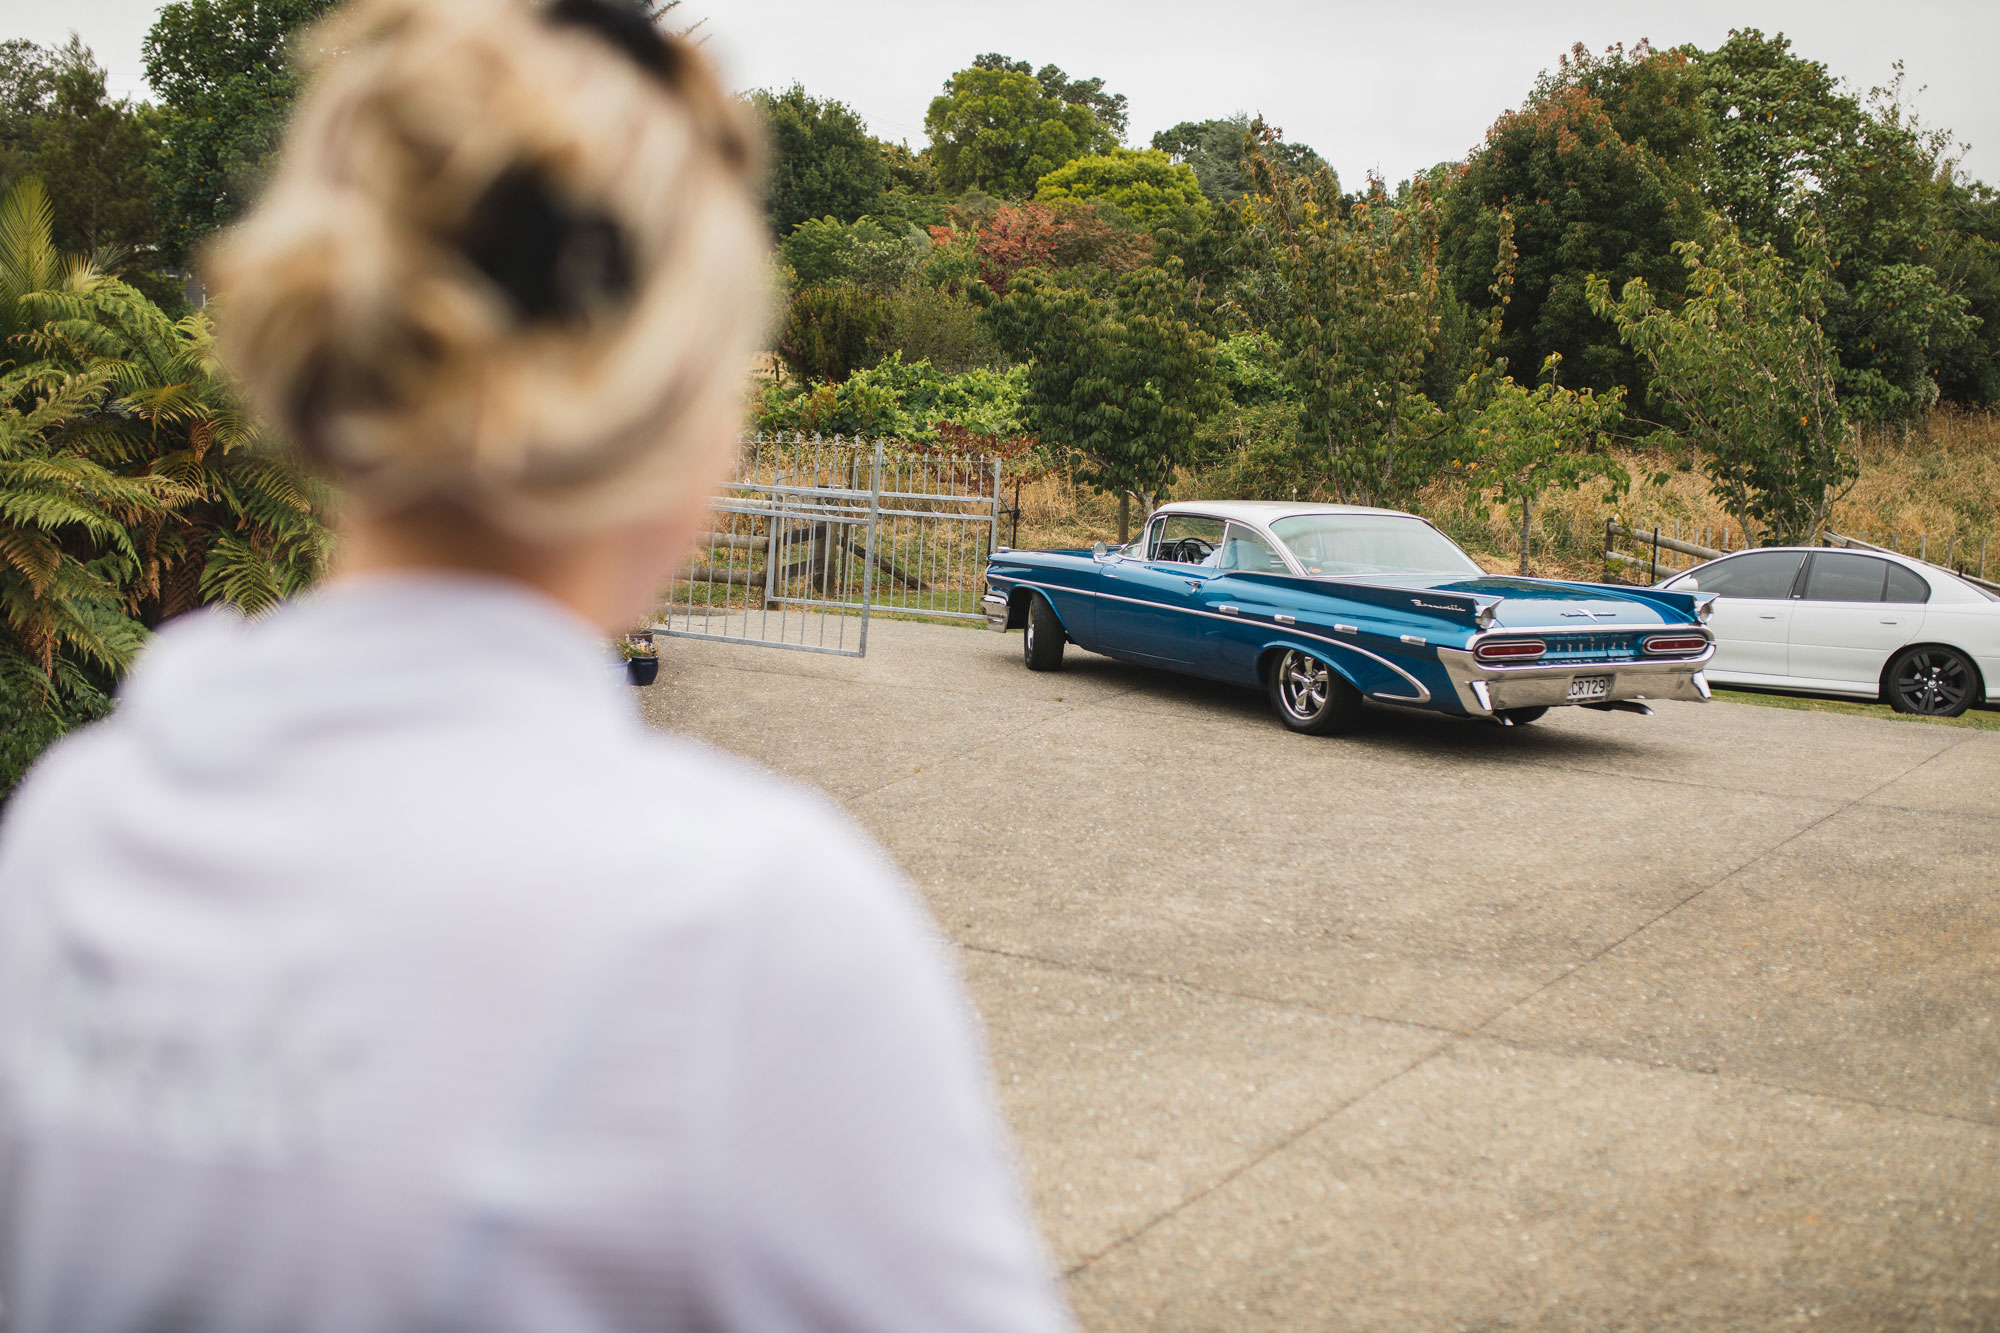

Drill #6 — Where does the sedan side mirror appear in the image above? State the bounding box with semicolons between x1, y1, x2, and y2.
1092;541;1109;559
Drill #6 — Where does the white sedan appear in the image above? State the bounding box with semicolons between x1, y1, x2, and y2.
1661;547;2000;716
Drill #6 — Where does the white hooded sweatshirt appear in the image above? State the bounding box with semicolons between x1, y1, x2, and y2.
0;575;1069;1333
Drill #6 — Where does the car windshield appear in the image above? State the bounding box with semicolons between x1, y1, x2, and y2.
1269;514;1482;577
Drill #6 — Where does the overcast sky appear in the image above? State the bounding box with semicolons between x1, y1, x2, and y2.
26;0;2000;188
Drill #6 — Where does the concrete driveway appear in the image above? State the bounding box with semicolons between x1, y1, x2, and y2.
642;617;2000;1331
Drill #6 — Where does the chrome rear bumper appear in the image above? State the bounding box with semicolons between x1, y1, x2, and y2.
1436;645;1715;716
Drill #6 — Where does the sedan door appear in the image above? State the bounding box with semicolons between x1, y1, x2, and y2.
1097;514;1225;666
1672;550;1807;679
1786;553;1925;691
1193;522;1294;683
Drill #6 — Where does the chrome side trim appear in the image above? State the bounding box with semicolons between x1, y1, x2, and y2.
1218;604;1240;616
1334;623;1358;634
1474;622;1696;638
1400;634;1427;646
1275;613;1296;625
1003;578;1434;703
1007;578;1101;599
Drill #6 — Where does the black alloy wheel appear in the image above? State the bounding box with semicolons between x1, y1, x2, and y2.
1495;706;1548;726
1023;593;1066;671
1267;648;1365;735
1884;645;1978;717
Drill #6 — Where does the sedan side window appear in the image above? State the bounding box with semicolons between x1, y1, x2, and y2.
1688;551;1805;599
1801;553;1888;603
1152;515;1226;565
1215;523;1288;573
1885;563;1931;604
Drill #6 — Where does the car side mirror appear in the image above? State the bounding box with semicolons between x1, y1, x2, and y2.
1092;541;1109;560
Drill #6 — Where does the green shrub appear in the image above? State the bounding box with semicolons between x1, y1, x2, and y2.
775;285;892;384
757;354;1027;442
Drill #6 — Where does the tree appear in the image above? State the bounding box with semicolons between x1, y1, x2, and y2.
969;53;1127;142
0;176;329;799
142;0;338;264
752;84;892;234
986;262;1221;541
1587;228;1857;544
1439;43;1707;404
0;39;56;185
1256;162;1485;508
1695;29;1855;253
32;40;161;265
780;216;929;290
930;201;1149;295
925;62;1115;197
775;285;892;384
1034;148;1205;229
1694;32;1979;419
1151;114;1325;202
1931;181;2000;405
1460;355;1627;573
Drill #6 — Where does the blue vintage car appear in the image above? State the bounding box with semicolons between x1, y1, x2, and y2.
982;501;1719;733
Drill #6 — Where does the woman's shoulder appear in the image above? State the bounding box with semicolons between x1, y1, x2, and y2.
585;729;918;927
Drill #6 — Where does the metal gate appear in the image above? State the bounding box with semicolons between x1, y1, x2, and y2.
654;435;1001;657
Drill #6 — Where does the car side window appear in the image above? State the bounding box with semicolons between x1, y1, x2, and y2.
1884;563;1931;604
1215;523;1287;573
1151;515;1226;565
1801;553;1888;603
1688;551;1805;599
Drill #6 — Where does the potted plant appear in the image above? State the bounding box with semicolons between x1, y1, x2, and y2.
617;632;659;686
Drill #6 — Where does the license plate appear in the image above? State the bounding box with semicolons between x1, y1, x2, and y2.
1567;675;1612;702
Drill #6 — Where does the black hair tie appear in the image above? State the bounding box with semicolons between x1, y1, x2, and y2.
455;165;635;325
543;0;683;85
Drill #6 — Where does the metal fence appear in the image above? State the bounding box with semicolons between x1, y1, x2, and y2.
653;434;1001;657
1604;516;2000;592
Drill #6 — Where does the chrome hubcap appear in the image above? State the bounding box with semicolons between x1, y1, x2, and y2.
1279;650;1330;719
1896;650;1970;714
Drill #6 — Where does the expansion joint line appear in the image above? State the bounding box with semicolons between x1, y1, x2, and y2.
1062;729;1981;1281
1463;728;1980;1040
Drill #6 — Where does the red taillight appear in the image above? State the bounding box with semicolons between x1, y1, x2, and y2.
1643;634;1708;656
1475;638;1546;662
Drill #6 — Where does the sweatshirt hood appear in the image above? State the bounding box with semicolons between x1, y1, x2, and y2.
114;574;630;783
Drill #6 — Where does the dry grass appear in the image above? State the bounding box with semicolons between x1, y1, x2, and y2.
1006;409;2000;583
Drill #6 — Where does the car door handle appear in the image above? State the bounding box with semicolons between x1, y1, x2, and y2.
1758;614;1779;620
1879;619;1900;625
1186;579;1204;591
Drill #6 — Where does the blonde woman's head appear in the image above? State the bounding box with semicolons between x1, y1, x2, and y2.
209;0;769;538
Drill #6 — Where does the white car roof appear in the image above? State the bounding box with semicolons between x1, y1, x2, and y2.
1150;500;1419;526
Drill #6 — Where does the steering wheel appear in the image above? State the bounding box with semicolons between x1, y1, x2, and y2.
1167;537;1214;564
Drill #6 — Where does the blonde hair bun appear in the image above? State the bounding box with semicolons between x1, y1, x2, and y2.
209;0;770;535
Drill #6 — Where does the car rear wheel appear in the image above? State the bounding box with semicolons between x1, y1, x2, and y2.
1884;645;1978;717
1495;706;1548;726
1023;593;1066;671
1267;649;1364;735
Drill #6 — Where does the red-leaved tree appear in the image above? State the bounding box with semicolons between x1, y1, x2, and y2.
929;201;1150;294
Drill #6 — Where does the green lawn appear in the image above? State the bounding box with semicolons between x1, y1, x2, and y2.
1711;687;2000;731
